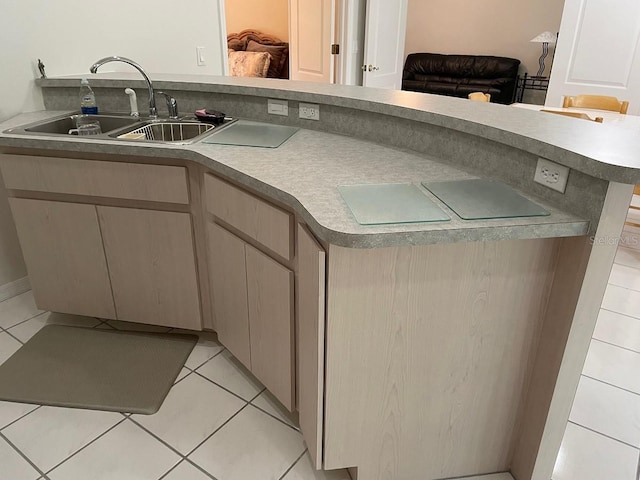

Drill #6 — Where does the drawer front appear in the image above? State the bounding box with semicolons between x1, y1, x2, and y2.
204;174;293;260
0;154;189;204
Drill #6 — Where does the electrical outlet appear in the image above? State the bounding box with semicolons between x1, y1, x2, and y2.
268;99;288;116
299;103;320;120
534;158;570;193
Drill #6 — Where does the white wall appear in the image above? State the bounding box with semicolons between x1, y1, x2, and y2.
225;0;289;41
404;0;565;75
0;0;227;289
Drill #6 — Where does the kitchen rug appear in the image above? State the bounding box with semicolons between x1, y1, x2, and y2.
0;325;197;414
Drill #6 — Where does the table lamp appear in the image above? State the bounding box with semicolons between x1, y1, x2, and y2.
530;31;557;77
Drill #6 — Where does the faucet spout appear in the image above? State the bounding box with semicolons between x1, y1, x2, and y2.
90;56;157;117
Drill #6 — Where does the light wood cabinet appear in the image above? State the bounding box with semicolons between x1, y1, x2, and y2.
246;244;294;411
8;198;116;319
207;222;251;366
206;221;295;410
98;207;201;330
296;223;326;468
205;173;298;410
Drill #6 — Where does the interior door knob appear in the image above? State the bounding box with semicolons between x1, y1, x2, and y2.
368;65;380;72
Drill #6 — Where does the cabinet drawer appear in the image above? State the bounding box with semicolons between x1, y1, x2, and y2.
0;154;189;204
204;174;293;260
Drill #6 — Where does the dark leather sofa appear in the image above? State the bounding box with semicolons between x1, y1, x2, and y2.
402;53;521;104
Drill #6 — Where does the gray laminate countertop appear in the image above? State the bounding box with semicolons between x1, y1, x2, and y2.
0;110;589;248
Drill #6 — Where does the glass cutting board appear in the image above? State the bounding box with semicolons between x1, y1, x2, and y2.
338;183;450;225
422;179;549;220
201;120;298;148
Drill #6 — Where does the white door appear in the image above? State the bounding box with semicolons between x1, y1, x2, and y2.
546;0;640;114
362;0;408;89
289;0;336;83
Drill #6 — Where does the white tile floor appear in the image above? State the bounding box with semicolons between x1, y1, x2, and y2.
1;245;640;480
553;245;640;480
0;294;350;480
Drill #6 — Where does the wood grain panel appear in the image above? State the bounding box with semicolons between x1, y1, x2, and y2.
297;223;327;468
97;206;201;330
0;154;189;204
8;198;115;318
206;222;252;368
204;174;293;260
323;238;558;479
246;244;295;411
512;182;634;480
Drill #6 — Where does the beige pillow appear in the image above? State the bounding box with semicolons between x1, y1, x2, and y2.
228;51;271;77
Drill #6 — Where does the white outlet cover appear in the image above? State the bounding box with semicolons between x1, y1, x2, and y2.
534;157;570;193
299;102;320;120
268;99;288;116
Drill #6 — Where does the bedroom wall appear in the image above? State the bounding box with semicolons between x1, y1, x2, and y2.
225;0;289;41
0;0;227;291
404;0;566;75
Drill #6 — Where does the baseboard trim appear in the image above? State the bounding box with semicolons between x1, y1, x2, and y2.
0;276;30;303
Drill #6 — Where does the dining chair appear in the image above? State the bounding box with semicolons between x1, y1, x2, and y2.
468;92;491;102
562;95;629;114
625;185;640;228
541;109;604;123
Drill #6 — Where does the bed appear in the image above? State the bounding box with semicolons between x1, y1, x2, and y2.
227;29;289;79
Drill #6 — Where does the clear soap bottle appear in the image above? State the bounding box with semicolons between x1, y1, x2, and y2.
79;78;98;114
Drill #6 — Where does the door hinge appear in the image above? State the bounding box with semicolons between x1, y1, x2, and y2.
331;44;340;55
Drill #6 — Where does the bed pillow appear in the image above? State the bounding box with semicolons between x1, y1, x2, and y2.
228;51;271;77
227;38;247;51
246;40;288;78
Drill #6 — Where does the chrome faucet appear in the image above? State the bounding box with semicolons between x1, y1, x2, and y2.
157;92;178;119
90;56;157;117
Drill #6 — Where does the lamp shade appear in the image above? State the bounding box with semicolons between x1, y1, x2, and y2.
530;31;557;44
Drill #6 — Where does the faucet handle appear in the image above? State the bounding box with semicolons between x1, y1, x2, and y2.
157;91;179;119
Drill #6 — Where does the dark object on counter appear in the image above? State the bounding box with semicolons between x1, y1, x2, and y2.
37;58;46;78
195;109;226;124
402;53;520;104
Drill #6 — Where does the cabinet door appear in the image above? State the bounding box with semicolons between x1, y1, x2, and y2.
8;198;115;318
97;206;201;330
207;222;251;368
245;244;295;411
297;224;326;468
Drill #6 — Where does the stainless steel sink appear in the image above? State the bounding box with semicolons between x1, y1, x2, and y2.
4;113;233;144
109;120;219;144
18;114;143;135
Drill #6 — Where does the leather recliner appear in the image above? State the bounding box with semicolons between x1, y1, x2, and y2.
402;53;521;104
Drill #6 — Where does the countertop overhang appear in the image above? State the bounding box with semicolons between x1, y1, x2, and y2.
36;73;640;184
0;109;589;248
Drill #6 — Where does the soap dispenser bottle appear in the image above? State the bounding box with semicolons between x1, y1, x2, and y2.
79;78;98;114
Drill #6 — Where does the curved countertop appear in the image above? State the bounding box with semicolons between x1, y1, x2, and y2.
6;75;638;247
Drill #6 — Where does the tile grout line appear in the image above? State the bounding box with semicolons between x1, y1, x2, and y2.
591;337;640;355
3;309;48;333
277;448;308;480
183;403;250;459
182;457;221;480
0;430;49;478
43;416;128;476
249;399;301;432
192;369;262;405
3;328;25;345
0;404;42;433
600;307;640;323
581;374;640;399
185;346;225;371
606;281;640;295
567;421;640;451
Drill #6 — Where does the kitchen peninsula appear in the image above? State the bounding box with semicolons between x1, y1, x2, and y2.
1;74;639;480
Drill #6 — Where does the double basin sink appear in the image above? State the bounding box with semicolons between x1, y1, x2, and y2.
5;113;233;145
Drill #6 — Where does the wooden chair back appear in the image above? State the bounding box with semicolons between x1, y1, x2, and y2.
541;109;604;123
562;95;629;114
468;92;491;102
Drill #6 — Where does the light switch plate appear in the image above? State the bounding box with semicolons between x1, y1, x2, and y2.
268;99;289;116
